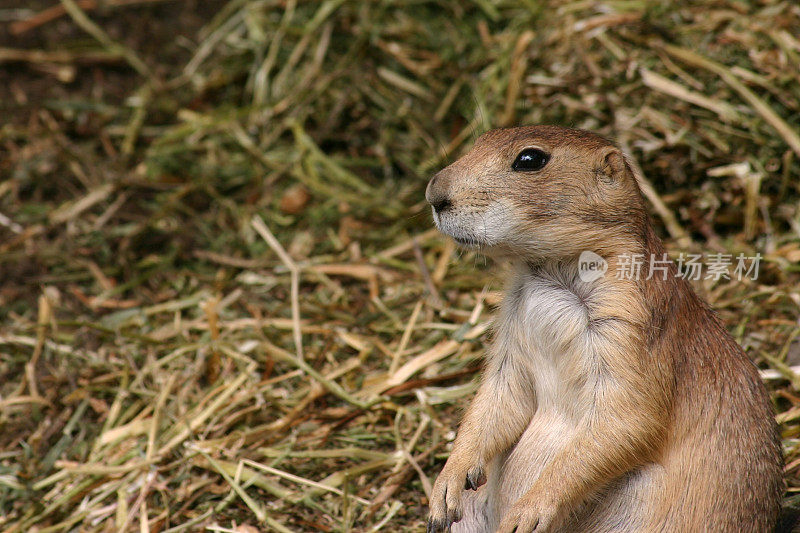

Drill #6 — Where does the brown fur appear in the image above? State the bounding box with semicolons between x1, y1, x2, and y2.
425;126;783;533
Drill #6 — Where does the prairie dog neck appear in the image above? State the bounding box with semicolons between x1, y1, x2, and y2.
503;253;655;330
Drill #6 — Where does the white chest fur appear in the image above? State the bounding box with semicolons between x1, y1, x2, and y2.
493;262;596;417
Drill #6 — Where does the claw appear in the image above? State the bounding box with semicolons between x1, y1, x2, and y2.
464;467;487;491
446;506;462;525
427;518;449;533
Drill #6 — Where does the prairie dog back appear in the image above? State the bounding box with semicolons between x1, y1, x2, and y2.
425;126;783;533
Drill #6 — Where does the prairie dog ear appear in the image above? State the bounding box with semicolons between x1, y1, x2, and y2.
597;146;631;184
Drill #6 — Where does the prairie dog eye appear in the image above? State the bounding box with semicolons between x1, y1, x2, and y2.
512;148;549;172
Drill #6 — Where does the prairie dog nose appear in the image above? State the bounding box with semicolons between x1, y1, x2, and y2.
426;171;452;213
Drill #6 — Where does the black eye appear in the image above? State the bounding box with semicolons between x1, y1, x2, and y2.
512;148;549;172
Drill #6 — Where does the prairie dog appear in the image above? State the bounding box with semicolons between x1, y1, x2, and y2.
425;126;783;533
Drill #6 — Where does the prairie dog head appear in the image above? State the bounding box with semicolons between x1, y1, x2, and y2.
426;125;648;261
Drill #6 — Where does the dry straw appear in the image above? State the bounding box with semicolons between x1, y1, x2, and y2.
2;0;800;531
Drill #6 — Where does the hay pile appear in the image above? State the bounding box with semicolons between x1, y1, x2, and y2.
1;1;800;530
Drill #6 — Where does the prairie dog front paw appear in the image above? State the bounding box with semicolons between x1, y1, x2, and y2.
496;493;557;533
427;460;485;532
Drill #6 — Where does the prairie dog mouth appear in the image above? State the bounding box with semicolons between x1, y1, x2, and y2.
432;199;512;249
432;210;483;248
451;235;482;247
